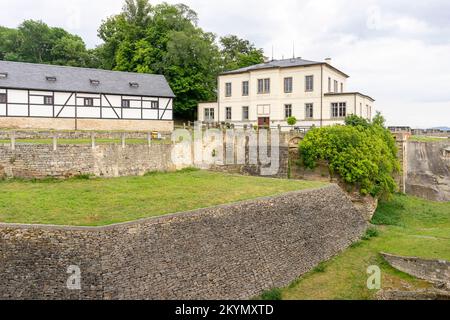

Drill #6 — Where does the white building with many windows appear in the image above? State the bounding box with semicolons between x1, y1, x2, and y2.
0;61;175;131
198;57;374;130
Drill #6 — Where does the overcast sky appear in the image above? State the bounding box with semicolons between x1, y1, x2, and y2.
1;0;450;128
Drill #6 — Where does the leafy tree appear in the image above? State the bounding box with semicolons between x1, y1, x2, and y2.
299;114;400;198
0;26;20;61
345;114;370;129
164;30;221;117
219;35;265;71
372;111;386;127
16;20;54;63
97;0;221;119
0;20;97;67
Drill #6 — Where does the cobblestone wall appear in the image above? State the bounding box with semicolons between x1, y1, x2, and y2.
0;185;367;300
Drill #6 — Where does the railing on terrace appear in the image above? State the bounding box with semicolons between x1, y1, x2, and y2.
189;121;313;133
0;131;171;150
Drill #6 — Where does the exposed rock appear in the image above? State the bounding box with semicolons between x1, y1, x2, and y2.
406;141;450;201
377;289;450;300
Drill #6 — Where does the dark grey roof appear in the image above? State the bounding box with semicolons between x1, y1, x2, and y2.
221;57;349;78
0;60;175;98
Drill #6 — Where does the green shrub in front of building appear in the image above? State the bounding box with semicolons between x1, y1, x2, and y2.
299;113;400;198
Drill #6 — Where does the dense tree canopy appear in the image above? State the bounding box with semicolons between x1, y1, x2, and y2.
219;35;265;71
97;1;222;118
0;20;98;67
0;0;265;119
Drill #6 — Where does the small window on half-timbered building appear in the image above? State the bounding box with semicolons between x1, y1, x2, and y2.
84;98;94;106
0;93;6;104
122;99;130;108
151;101;159;109
44;96;54;105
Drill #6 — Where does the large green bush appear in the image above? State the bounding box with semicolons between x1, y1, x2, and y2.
299;113;400;198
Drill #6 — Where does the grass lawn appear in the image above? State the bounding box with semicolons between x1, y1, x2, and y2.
280;194;450;300
0;169;326;227
409;135;449;142
0;138;170;145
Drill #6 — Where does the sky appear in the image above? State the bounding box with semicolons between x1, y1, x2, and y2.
1;0;450;128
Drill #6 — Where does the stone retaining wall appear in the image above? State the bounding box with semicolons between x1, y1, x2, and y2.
382;253;450;285
0;185;367;300
0;143;175;178
0;130;297;179
0;117;173;132
0;130;171;140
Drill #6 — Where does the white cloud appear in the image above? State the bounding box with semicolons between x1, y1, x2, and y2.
0;0;449;128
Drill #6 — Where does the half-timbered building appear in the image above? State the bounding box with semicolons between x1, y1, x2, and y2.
0;61;175;131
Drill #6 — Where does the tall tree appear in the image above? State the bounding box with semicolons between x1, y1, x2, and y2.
220;35;265;71
98;0;221;119
0;26;20;61
0;20;98;67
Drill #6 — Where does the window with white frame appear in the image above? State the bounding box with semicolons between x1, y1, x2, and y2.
242;106;249;120
334;80;338;93
284;77;293;93
0;93;6;104
328;77;331;92
242;81;249;96
204;108;215;121
225;107;232;120
285;104;292;118
305;103;314;119
331;102;347;118
225;82;232;97
340;83;344;93
305;75;314;92
258;78;270;94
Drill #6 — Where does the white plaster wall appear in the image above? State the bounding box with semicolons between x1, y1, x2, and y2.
198;102;218;122
199;63;372;128
7;90;28;104
0;89;173;121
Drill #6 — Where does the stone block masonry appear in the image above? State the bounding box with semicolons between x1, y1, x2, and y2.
0;143;175;179
0;130;297;179
381;253;449;286
0;185;367;300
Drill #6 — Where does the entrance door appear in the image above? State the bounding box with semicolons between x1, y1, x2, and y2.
258;117;270;127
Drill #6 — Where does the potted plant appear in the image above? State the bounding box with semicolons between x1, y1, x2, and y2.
287;116;297;130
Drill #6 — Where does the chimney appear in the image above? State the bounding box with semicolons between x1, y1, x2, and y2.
325;58;332;64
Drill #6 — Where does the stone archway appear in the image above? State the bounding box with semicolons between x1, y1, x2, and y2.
288;136;303;149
